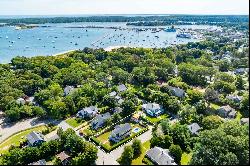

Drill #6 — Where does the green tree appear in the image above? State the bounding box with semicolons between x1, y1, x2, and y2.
164;135;173;149
202;115;223;130
132;139;143;158
118;145;134;165
169;144;182;164
190;121;249;165
187;89;204;104
171;123;191;151
235;75;245;90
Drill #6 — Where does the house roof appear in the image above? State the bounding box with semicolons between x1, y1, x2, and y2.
188;123;201;135
142;103;161;110
219;105;234;113
132;113;140;119
226;95;243;102
111;123;131;137
228;110;237;117
109;91;117;97
16;98;25;104
118;99;124;104
56;151;70;161
80;106;98;115
167;86;185;97
146;147;177;165
27;131;44;145
117;84;127;92
113;107;123;114
64;86;75;95
91;112;111;127
240;118;249;125
26;97;35;103
28;159;46;165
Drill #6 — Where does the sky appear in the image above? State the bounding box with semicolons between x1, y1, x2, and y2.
0;0;248;15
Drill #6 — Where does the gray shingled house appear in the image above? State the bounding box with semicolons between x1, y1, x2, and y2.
91;112;111;130
146;147;177;165
109;123;132;143
188;123;201;135
77;106;98;119
28;159;46;165
167;86;185;98
217;105;237;119
27;131;45;147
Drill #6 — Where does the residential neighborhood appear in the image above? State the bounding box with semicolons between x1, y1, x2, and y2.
0;11;249;166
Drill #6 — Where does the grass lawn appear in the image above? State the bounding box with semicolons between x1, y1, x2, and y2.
145;114;168;123
132;140;151;165
65;117;85;128
181;152;192;165
235;111;242;121
0;125;47;154
96;131;112;146
210;103;221;110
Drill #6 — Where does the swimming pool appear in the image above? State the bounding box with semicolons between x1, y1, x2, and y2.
133;127;141;133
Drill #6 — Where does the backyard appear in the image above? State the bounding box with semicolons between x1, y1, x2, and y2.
95;122;147;150
0;125;48;154
65;117;85;128
144;114;168;123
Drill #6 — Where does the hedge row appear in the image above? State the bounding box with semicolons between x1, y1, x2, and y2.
90;127;149;153
142;156;154;165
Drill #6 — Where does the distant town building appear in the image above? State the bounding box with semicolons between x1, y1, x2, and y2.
146;147;177;165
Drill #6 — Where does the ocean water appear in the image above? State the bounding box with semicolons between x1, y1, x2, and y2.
0;22;212;63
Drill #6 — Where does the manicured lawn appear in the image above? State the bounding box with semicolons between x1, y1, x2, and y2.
132;140;151;165
96;131;112;146
145;114;168;123
0;125;47;154
181;152;192;165
65;117;85;128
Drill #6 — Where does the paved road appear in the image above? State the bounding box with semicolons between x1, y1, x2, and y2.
0;117;55;143
96;148;120;165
